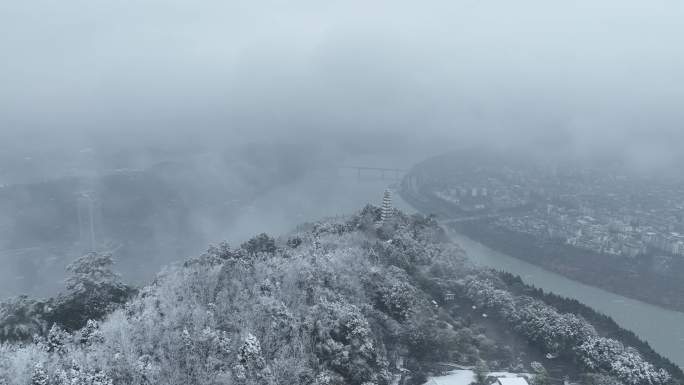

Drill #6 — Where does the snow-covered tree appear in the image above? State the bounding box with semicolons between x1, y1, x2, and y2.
79;319;104;346
30;363;48;385
49;252;133;331
241;233;277;257
46;324;69;354
234;333;273;385
0;296;48;342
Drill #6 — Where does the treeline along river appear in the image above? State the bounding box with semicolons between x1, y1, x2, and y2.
397;185;684;370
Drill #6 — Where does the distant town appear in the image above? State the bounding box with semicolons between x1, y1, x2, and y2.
408;156;684;260
438;185;684;261
401;151;684;311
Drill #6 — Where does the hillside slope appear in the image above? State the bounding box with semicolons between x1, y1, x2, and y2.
0;206;677;385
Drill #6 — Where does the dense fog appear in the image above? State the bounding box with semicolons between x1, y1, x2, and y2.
1;0;683;303
3;2;684;385
2;0;683;151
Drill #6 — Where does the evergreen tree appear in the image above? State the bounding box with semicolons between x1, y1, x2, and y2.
472;360;489;385
46;323;68;354
48;252;134;330
241;234;277;256
30;363;48;385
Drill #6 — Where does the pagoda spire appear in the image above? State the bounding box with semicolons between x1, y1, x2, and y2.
381;189;392;223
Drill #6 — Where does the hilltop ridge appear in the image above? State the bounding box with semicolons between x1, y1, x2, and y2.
0;206;678;385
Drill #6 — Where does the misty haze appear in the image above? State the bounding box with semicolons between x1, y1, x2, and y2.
1;1;683;385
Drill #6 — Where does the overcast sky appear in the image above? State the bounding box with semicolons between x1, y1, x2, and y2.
0;0;683;296
1;0;682;162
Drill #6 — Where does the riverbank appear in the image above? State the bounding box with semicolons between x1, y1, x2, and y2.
398;188;684;370
452;219;684;312
448;229;684;371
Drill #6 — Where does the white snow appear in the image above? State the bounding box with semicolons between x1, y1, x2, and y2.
425;370;530;385
496;377;530;385
425;370;475;385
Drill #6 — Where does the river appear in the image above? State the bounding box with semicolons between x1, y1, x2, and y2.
447;230;684;369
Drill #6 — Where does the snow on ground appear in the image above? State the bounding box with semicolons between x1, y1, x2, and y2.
425;370;530;385
425;369;475;385
490;372;531;378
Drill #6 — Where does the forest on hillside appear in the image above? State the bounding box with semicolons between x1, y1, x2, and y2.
0;207;677;385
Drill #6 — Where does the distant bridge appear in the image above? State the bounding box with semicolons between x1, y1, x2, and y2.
441;214;502;223
0;247;43;257
338;166;408;181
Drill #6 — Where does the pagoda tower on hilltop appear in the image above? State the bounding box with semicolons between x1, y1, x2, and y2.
381;189;392;223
